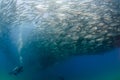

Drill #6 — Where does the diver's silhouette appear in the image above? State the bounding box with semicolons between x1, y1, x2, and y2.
9;66;23;76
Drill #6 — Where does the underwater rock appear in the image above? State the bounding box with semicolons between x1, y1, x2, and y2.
0;0;120;69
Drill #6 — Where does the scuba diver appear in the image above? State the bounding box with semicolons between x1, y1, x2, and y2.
9;66;23;76
9;56;23;76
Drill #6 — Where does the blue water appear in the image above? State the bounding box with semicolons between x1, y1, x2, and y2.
42;48;120;80
0;47;120;80
0;0;120;80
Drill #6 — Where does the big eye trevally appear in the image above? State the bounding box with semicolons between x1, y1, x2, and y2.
0;0;120;69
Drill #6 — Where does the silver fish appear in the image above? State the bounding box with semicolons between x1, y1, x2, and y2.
0;0;120;69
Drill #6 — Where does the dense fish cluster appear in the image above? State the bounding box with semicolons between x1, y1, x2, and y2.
0;0;17;59
0;0;120;68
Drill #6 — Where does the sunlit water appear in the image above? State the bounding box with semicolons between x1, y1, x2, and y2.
0;0;120;80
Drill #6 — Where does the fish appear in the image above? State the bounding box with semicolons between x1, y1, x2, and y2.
19;0;120;69
0;0;120;69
